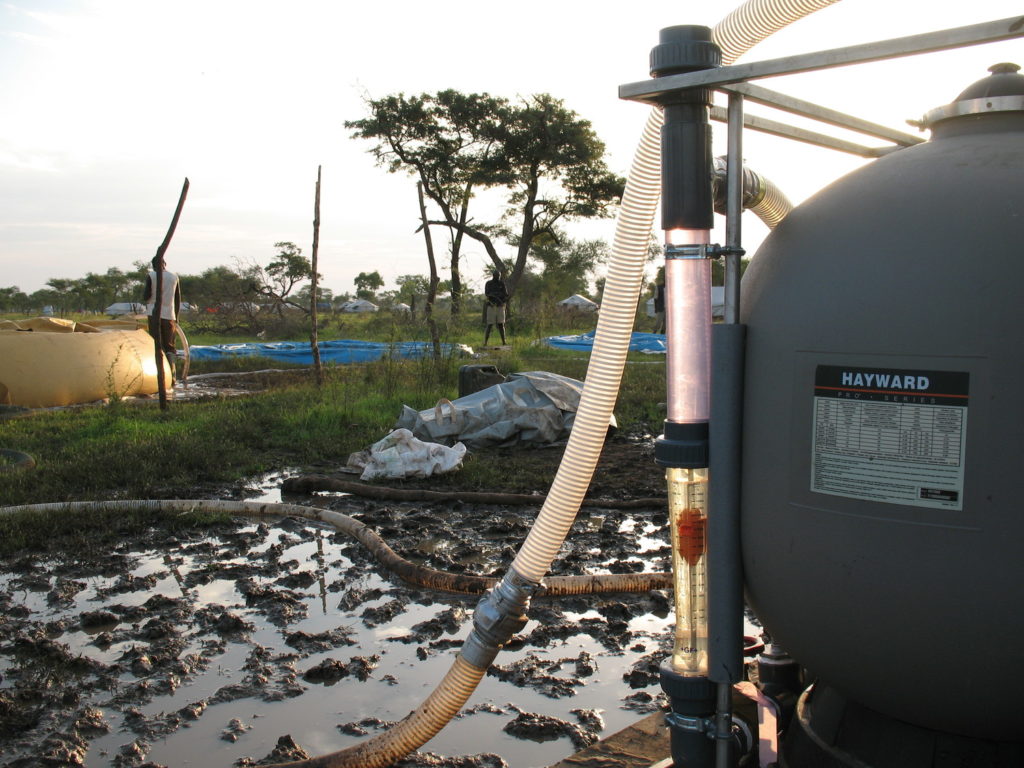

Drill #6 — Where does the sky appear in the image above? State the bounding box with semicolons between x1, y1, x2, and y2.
1;0;1021;299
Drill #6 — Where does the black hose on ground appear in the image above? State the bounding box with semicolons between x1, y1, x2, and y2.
283;474;667;509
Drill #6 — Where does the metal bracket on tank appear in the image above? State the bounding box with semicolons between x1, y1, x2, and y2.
666;711;715;736
665;243;745;260
666;711;753;745
665;710;739;740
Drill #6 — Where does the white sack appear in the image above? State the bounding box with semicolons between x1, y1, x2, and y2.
348;428;466;481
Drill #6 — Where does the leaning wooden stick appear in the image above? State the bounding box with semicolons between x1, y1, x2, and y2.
152;178;190;411
310;166;323;386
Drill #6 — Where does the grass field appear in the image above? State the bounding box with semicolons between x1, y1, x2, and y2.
0;313;666;552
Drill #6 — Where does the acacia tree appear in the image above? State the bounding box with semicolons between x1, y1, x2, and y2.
346;90;624;304
347;90;500;315
0;286;30;312
354;270;384;301
249;241;317;317
528;234;608;301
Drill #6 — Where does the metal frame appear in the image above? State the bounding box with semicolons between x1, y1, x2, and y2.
621;15;1024;316
621;16;1024;157
620;17;1024;98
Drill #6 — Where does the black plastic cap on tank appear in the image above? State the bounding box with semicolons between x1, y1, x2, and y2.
650;25;721;78
955;62;1024;100
918;63;1024;131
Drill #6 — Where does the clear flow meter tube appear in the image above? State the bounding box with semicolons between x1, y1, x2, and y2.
663;237;713;678
667;465;710;674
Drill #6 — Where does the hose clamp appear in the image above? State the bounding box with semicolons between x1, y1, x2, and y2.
665;243;745;260
665;711;715;736
665;711;747;743
461;571;543;668
665;244;710;260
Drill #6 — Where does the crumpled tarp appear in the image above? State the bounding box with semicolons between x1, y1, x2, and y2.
542;330;667;354
395;370;611;450
346;428;467;481
189;339;471;365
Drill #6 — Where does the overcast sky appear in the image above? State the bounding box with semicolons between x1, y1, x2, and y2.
1;0;1020;298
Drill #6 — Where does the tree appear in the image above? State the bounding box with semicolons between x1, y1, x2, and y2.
528;234;608;301
395;274;429;301
484;94;624;297
354;270;383;300
347;90;624;304
0;286;30;313
44;278;75;316
348;90;501;316
248;242;317;317
293;284;333;308
177;265;250;311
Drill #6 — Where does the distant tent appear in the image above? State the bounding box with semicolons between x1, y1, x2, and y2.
340;299;379;313
644;286;725;319
557;294;599;312
392;302;411;313
105;302;146;316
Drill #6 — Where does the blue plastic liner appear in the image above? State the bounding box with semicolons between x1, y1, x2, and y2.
188;339;459;365
542;331;667;354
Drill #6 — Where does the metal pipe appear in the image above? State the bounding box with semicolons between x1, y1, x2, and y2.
715;682;734;768
708;324;747;765
724;94;744;324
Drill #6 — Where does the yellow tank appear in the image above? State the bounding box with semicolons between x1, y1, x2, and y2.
0;318;171;407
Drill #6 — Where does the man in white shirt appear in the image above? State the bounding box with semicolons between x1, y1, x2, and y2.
143;255;181;383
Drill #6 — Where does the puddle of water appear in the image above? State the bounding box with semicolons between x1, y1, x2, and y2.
0;507;709;767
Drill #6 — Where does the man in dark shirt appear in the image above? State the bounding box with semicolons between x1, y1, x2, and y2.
483;271;509;346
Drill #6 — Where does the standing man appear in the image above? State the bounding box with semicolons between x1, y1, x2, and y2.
483;270;509;346
144;255;181;383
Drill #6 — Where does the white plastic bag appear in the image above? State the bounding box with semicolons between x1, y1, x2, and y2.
347;428;467;481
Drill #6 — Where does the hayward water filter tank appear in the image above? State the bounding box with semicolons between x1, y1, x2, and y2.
739;65;1024;740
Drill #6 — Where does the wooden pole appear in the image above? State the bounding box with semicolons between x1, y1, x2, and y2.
310;166;324;386
152;178;189;411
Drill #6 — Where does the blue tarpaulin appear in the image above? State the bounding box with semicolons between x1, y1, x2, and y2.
542;331;667;354
188;339;462;365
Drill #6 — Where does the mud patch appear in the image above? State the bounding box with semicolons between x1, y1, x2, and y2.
0;492;702;766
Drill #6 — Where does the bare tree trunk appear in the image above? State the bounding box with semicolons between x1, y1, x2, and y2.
309;166;324;386
448;184;471;317
417;182;442;359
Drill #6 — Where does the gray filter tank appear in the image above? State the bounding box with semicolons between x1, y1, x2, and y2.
739;65;1024;740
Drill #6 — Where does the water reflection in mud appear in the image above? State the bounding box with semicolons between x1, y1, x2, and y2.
0;497;695;767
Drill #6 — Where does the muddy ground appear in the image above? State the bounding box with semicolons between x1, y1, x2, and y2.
0;431;697;768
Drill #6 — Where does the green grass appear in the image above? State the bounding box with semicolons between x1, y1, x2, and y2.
0;506;234;558
0;348;664;498
0;309;667;556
